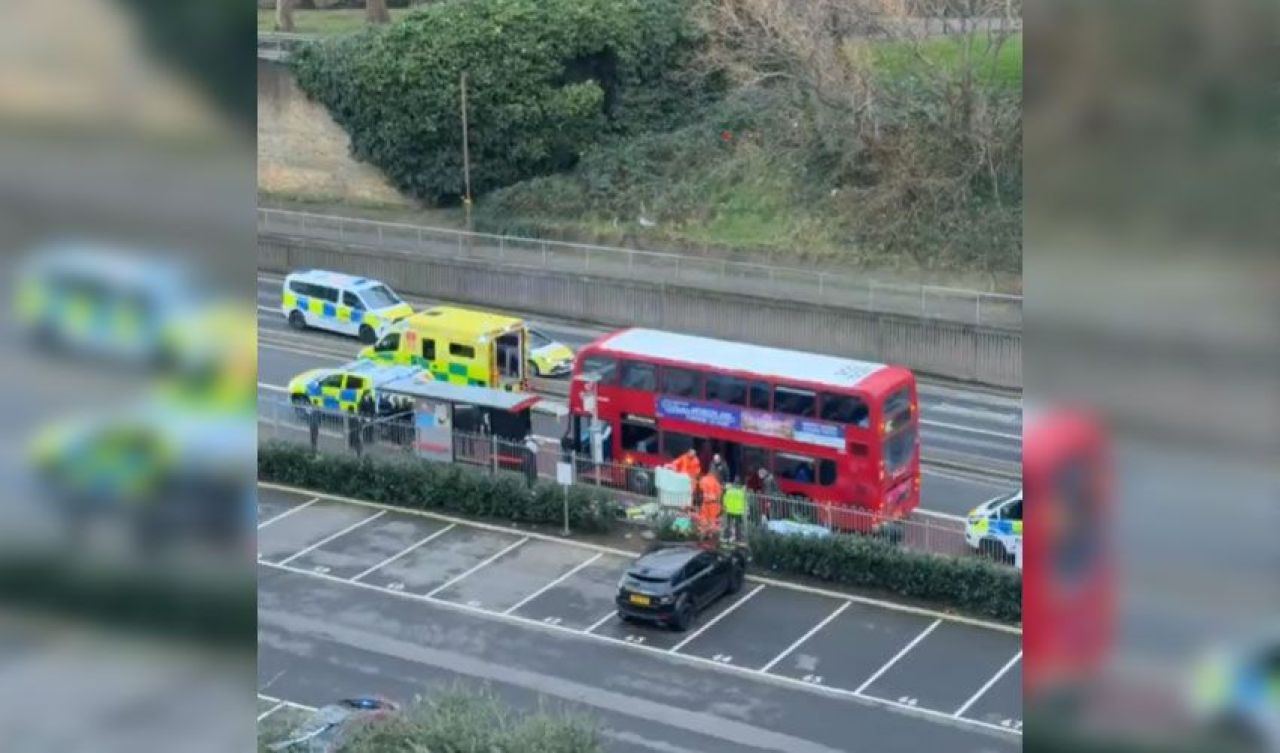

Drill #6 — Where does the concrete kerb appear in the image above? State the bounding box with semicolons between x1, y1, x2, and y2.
257;481;1022;635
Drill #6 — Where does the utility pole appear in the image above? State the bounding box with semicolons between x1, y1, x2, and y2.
460;71;473;237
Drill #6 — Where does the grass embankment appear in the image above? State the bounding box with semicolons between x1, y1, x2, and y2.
257;8;412;35
477;34;1023;277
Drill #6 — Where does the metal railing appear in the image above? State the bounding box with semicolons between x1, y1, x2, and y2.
258;208;1023;328
257;32;314;61
259;396;1009;564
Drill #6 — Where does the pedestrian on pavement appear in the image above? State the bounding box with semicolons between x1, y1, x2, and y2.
307;404;320;454
347;410;363;458
523;435;540;488
722;480;746;543
358;391;377;447
755;466;780;519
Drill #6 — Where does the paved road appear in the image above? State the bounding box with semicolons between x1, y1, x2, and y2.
255;272;1021;519
258;485;1022;752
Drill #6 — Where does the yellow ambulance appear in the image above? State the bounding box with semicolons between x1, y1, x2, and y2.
360;305;528;391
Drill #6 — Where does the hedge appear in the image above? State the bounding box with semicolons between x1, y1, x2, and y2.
749;528;1021;623
259;441;621;533
291;0;711;204
0;551;255;646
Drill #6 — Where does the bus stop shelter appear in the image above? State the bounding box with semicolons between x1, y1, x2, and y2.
379;376;543;466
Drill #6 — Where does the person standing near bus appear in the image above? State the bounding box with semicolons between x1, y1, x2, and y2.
722;480;746;543
755;467;780;519
697;471;723;541
709;453;730;484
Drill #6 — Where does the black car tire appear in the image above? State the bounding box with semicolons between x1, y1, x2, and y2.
288;309;306;329
671;598;694;632
726;562;745;595
358;324;376;343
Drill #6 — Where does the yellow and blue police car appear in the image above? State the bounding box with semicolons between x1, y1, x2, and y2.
287;360;422;413
965;488;1022;563
527;327;575;378
14;242;195;365
281;270;414;344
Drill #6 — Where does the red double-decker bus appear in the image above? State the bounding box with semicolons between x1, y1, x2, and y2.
567;328;920;520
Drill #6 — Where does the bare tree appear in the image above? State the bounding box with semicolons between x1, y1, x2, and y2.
696;0;1022;273
274;0;294;33
367;0;392;25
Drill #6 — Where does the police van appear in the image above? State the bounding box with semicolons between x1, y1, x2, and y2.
965;488;1022;564
281;270;413;343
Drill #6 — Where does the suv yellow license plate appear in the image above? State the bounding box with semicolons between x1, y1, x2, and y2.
629;594;650;606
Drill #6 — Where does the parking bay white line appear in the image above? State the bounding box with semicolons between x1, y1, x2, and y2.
257;559;1020;737
853;618;942;695
277;511;387;566
759;602;850;673
669;584;766;654
424;537;530;599
259;482;1022;635
503;552;603;616
257;497;318;529
257;701;286;722
585;608;619;634
352;523;458;582
953;650;1022;718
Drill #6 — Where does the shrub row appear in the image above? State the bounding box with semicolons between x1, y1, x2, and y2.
259;442;621;533
0;550;255;646
749;528;1021;623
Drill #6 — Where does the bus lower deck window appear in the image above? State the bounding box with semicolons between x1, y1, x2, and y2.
622;421;658;454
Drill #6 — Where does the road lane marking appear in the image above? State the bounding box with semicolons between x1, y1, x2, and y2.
918;419;1020;441
256;559;1021;736
352;523;458;582
953;650;1022;718
258;482;1022;635
853;618;942;694
257;497;318;529
257;702;286;721
425;537;529;598
759;602;850;673
504;552;604;615
670;584;765;653
277;511;386;566
258;382;286;393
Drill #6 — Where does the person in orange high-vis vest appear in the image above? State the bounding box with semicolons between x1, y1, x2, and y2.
696;472;723;540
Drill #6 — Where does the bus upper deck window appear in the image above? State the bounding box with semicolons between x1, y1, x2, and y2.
821;392;869;427
774;386;816;417
620;361;657;392
580;356;617;384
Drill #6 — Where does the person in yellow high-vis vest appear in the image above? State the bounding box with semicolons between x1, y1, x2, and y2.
722;482;746;543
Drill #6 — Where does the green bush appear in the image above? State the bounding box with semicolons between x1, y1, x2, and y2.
749;528;1021;623
291;0;709;204
0;550;255;646
259;441;621;533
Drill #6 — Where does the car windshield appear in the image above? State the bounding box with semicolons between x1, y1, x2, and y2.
529;329;551;349
360;285;401;309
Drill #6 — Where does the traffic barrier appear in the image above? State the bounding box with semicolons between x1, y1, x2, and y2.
257;235;1022;388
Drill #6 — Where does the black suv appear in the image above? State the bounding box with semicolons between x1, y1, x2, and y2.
615;544;748;631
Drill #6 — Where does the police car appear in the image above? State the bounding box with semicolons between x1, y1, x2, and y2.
281;270;413;343
14;241;198;365
287;360;421;413
965;488;1022;563
527;327;575;378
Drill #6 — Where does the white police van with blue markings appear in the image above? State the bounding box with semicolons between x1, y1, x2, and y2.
282;270;414;343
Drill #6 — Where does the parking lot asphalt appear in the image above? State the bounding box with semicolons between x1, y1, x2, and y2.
257;485;1023;751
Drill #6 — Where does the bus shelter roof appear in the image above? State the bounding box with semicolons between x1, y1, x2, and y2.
380;376;542;413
